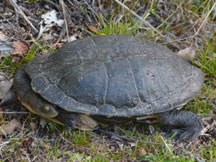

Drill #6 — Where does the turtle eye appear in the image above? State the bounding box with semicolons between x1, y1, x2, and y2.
39;105;59;118
40;105;51;113
44;105;50;112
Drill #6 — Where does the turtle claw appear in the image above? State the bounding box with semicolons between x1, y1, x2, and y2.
175;132;191;142
65;123;73;132
168;127;201;142
65;125;73;135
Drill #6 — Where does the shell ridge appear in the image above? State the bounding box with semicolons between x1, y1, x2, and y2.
127;57;141;103
103;62;109;105
152;57;172;109
57;62;84;85
152;57;173;109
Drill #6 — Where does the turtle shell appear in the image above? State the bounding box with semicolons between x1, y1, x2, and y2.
24;35;204;117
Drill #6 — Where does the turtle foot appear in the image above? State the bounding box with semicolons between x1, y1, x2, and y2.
158;110;203;141
166;126;202;142
57;111;98;131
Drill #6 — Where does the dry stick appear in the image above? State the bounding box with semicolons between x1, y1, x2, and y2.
201;120;216;135
9;0;38;33
59;0;70;42
114;0;164;38
160;135;173;155
0;112;30;114
0;141;10;147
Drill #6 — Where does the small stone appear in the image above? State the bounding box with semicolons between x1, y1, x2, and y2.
138;149;147;157
0;73;12;99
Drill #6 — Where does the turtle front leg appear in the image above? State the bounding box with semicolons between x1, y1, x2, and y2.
57;111;98;131
158;110;203;141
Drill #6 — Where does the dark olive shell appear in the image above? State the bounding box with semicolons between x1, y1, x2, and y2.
24;35;204;117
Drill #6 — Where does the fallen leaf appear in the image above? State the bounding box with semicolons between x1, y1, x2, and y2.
12;41;29;55
82;22;105;35
87;25;98;33
177;46;196;61
83;22;98;33
0;119;22;135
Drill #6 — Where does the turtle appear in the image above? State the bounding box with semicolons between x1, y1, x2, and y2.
1;35;204;141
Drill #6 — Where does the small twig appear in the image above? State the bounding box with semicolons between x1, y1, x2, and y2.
59;0;69;42
9;0;38;33
0;141;10;147
0;111;30;114
114;0;164;38
160;135;173;155
45;0;59;9
66;0;74;6
0;141;10;157
200;120;216;135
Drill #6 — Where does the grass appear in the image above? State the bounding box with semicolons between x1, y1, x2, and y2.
0;43;53;75
0;0;216;162
97;13;140;35
197;40;216;78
